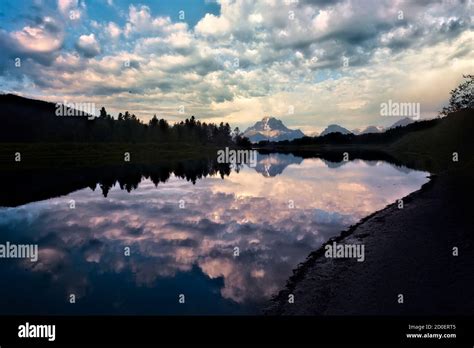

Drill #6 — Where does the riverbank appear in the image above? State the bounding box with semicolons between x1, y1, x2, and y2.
0;142;225;169
265;169;474;315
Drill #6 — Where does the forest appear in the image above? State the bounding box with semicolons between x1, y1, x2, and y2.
0;94;251;147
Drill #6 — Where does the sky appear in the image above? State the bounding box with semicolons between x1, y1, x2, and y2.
0;0;472;134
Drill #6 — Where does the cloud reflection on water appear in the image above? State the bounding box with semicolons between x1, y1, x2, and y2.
0;156;429;313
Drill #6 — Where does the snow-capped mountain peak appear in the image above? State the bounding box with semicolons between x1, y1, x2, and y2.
243;117;305;143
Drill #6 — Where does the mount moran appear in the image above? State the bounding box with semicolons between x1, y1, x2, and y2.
242;117;305;142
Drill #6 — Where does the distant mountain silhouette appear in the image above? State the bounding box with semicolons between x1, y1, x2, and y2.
352;125;384;135
320;124;352;136
243;117;304;143
351;119;416;135
350;118;415;136
388;117;415;129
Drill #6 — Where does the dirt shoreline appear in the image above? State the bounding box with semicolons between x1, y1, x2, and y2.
265;171;474;315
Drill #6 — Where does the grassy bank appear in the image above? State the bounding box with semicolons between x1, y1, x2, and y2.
0;142;223;169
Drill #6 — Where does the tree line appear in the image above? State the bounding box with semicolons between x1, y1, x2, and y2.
92;108;240;145
0;94;251;147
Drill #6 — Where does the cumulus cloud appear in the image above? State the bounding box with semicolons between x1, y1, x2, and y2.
11;17;63;54
106;22;121;39
75;34;101;57
58;0;78;14
124;5;187;37
195;13;231;36
57;0;83;21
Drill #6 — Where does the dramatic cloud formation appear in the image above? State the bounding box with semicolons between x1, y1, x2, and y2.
0;0;472;132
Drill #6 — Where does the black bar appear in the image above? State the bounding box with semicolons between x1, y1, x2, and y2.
0;316;473;346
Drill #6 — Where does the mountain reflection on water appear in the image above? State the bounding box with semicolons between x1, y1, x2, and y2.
0;153;429;314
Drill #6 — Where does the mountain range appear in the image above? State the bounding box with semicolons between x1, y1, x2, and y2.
244;116;416;142
320;118;415;137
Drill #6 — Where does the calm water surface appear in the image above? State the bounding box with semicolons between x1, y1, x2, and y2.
0;153;429;314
